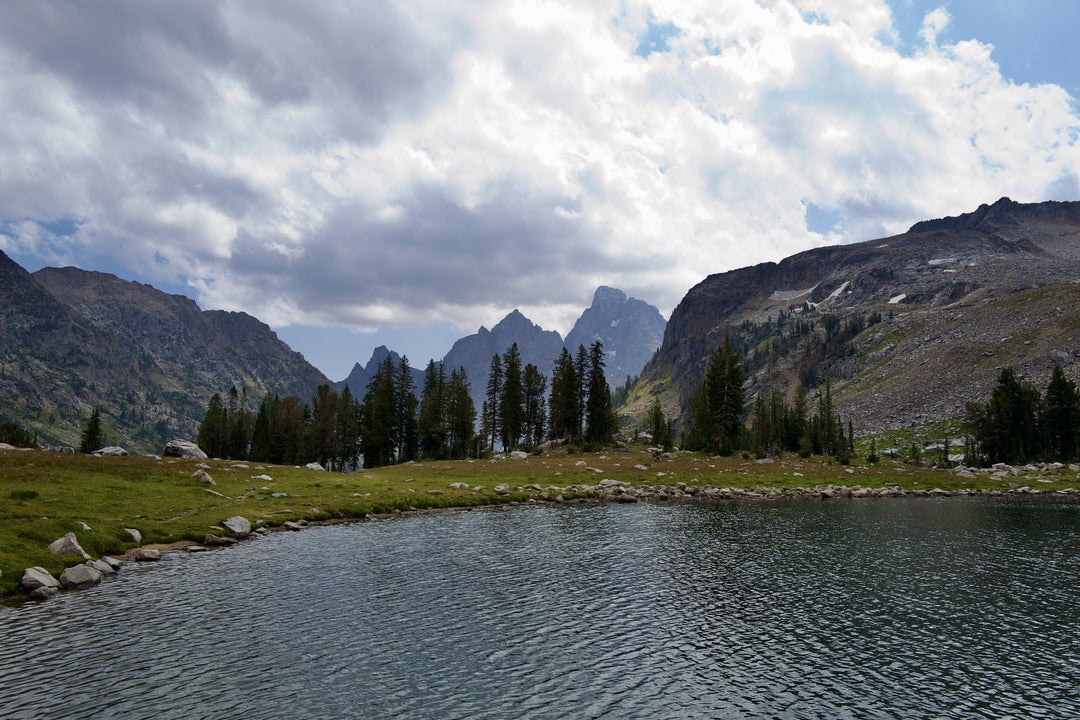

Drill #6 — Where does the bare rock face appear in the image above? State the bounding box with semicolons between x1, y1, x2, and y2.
48;532;91;560
162;439;208;459
59;564;103;590
564;286;667;387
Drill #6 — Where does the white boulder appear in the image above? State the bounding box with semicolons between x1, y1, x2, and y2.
221;516;252;538
21;567;60;591
48;532;91;560
162;439;208;459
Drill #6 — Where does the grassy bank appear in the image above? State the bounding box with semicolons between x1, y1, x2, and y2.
3;445;1078;598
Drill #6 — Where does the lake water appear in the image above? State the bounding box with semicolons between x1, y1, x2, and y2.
1;497;1078;719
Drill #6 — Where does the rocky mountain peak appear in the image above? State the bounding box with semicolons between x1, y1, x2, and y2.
564;287;666;387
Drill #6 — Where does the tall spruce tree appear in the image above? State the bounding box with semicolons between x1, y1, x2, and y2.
548;347;579;442
446;367;476;459
499;343;525;450
418;360;448;459
686;335;745;455
486;354;503;451
1043;366;1079;461
522;363;547;448
361;356;398;467
584;341;614;447
79;407;104;454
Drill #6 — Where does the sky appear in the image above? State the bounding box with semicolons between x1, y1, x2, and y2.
1;0;1078;381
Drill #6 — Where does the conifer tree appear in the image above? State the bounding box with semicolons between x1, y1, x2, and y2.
1043;365;1079;461
499;343;525;450
584;341;614;447
522;363;547;448
79;407;104;454
196;394;227;457
446;367;476;459
485;354;503;450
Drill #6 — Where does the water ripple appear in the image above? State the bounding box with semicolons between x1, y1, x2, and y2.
2;498;1079;719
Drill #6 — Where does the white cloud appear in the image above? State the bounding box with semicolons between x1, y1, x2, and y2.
0;0;1078;353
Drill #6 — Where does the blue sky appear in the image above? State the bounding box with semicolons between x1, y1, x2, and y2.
1;1;1078;380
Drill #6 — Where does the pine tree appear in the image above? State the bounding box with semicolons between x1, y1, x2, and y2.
548;347;579;442
79;407;104;454
446;367;476;459
1043;365;1079;461
396;356;418;462
336;385;361;471
418;360;448;459
584;341;614;447
486;354;503;451
499;343;525;450
648;397;673;451
686;335;745;455
522;363;547;448
196;394;226;457
361;356;398;468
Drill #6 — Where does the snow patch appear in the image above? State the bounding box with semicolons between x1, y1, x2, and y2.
825;281;850;301
888;293;906;304
769;284;819;302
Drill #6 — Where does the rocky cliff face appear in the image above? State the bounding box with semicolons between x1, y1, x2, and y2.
441;309;565;411
636;198;1080;434
337;345;425;396
0;257;329;452
563;286;666;387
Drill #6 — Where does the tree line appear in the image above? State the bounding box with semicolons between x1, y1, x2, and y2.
965;366;1080;464
676;335;854;462
194;340;618;469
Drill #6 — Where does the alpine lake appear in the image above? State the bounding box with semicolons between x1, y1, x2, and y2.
1;483;1078;719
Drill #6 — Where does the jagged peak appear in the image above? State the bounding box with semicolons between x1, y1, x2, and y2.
592;286;627;305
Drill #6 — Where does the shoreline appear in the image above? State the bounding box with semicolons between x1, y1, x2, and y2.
9;478;1078;606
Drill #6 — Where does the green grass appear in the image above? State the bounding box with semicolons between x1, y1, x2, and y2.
2;445;1077;597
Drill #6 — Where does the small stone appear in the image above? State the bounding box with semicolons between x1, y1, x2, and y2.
130;548;162;562
124;528;143;544
305;462;325;471
85;559;117;576
494;484;510;495
29;586;60;601
203;534;238;547
192;469;215;485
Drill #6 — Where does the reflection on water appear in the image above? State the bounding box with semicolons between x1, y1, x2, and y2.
2;497;1078;719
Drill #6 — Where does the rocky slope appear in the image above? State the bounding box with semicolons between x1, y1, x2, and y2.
563;286;666;387
0;256;329;452
633;198;1080;435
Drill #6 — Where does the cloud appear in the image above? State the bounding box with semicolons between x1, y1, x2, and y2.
1;0;1078;344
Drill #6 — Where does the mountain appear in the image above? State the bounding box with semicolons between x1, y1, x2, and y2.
0;255;329;452
633;197;1080;434
441;309;565;411
563;286;666;387
337;345;425;396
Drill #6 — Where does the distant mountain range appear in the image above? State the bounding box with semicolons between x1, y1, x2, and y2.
338;287;667;414
8;196;1072;454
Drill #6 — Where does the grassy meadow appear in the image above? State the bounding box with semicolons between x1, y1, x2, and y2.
3;444;1078;598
